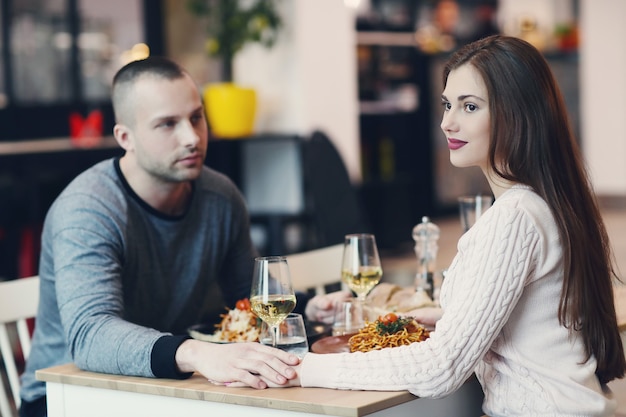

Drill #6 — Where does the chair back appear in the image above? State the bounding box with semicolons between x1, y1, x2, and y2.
0;276;40;417
286;244;345;295
301;130;369;248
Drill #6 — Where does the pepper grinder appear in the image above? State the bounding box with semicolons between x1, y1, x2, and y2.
412;216;440;300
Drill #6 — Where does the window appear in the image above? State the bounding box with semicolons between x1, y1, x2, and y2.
78;0;144;101
10;0;72;104
0;3;4;109
0;0;164;141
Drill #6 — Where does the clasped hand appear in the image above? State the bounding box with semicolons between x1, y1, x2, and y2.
176;339;300;389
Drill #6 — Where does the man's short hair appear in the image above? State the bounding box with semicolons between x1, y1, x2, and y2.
112;56;188;125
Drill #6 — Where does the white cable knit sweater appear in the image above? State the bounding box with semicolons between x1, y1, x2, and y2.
300;185;617;416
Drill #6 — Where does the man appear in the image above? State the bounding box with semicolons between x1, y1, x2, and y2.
19;57;346;417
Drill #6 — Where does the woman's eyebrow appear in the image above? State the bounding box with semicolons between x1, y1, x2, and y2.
458;94;487;102
441;93;487;102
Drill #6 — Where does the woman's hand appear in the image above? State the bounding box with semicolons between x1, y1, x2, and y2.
227;362;303;388
400;306;443;327
175;339;300;389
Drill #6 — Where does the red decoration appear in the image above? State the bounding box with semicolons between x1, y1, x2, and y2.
69;110;104;147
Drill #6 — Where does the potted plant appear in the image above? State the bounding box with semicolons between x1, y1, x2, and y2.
187;0;282;139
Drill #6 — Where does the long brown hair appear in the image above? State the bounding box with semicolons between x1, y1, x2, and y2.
443;35;625;384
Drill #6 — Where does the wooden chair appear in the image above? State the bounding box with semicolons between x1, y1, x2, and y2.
0;276;40;417
286;244;346;295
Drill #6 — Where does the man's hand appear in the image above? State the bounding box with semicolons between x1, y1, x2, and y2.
175;339;300;389
305;290;352;323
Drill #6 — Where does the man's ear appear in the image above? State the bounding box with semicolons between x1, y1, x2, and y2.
113;124;133;151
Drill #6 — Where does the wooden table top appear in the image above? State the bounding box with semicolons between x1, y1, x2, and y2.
37;363;416;417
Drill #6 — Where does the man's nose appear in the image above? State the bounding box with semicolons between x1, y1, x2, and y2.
180;120;201;147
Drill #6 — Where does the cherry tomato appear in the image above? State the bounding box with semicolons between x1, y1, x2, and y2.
380;313;398;325
236;298;251;311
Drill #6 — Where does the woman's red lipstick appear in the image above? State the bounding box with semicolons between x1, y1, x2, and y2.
448;138;467;150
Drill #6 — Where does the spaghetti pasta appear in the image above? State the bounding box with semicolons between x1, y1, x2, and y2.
348;317;430;353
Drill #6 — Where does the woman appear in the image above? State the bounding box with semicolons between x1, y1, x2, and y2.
271;36;626;416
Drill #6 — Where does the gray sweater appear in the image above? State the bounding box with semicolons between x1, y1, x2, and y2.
20;158;257;402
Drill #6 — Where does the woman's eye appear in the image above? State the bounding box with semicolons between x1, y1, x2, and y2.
441;101;451;111
464;103;478;112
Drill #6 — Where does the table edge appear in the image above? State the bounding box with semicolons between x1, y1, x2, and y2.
37;364;416;417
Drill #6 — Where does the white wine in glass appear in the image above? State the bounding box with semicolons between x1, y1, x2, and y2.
250;256;296;347
341;233;383;303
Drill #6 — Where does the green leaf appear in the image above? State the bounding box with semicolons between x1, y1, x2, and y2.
376;317;414;335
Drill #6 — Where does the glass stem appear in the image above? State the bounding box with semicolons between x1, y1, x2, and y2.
271;325;278;347
355;296;368;323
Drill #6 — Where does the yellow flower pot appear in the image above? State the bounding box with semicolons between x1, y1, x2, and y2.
203;83;257;139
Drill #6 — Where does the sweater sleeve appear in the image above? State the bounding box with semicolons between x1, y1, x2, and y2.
300;202;540;398
50;191;168;378
151;335;193;379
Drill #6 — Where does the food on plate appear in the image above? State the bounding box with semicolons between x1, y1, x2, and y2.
366;282;435;318
348;313;430;353
193;298;261;343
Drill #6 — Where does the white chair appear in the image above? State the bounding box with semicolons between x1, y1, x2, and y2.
0;276;40;417
286;244;346;295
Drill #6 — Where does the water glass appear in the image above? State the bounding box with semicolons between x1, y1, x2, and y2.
260;313;309;358
458;195;493;232
332;299;366;336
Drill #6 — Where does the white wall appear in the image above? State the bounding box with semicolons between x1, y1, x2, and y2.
235;0;361;182
580;0;626;195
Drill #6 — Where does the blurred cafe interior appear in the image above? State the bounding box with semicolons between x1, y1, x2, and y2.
0;0;625;282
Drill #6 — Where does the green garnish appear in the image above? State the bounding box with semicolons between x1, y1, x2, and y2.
376;317;413;335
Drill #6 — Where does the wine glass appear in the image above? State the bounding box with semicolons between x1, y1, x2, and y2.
250;256;296;348
341;233;383;305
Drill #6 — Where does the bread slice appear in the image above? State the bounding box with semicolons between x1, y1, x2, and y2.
367;282;401;308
